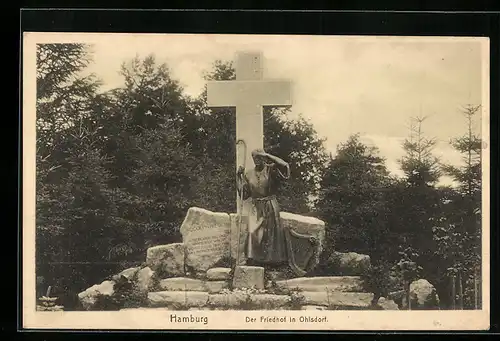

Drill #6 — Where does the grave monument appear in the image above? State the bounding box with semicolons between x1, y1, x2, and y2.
76;52;389;311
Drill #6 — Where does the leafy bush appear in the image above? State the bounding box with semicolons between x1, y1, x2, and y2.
360;261;394;305
287;290;306;310
92;272;149;310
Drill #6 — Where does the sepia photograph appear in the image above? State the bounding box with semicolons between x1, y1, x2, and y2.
22;32;490;330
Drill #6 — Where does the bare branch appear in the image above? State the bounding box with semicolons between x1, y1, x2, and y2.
48;165;62;173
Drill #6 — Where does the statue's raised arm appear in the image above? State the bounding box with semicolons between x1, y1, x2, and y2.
261;151;291;180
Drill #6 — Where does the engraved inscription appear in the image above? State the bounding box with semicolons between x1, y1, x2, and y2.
189;233;230;257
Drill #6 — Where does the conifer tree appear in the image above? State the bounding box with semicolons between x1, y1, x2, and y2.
36;43;118;306
396;115;443;307
316;134;391;257
440;104;482;309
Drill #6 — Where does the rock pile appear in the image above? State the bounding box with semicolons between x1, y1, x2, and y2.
79;262;398;311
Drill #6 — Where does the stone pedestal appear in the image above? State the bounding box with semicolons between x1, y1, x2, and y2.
232;266;265;290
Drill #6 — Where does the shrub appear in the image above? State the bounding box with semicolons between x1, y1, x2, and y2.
287;290;306;310
36;296;64;311
93;272;149;310
360;261;394;305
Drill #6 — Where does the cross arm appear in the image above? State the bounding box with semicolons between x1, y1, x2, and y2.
206;80;293;107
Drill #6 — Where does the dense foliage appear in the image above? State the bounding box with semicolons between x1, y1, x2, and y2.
315;112;482;310
35;44;482;310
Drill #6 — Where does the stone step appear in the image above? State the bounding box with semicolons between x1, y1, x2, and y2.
207;292;290;310
148;290;291;310
147;290;375;310
148;291;209;308
120;307;170;311
274;276;364;292
301;305;327;310
158;277;229;294
159;278;205;291
299;291;374;308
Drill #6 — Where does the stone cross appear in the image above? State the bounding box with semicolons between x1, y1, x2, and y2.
206;51;292;215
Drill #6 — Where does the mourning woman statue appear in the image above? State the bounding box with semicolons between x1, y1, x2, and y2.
236;148;318;277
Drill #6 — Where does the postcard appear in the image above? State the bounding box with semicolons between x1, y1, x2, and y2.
22;32;490;330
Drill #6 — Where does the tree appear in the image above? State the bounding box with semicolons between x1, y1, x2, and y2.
400;116;441;187
439;104;482;309
395;113;486;309
316;134;392;257
390;106;483;310
397;115;443;256
99;55;188;185
395;115;445;306
35;43;143;309
442;105;482;199
36;43;102;241
126;123;200;247
36;44;101;156
185;60;239;212
99;54;200;248
264;108;329;213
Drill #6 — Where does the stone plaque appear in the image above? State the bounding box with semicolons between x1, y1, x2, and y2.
180;207;232;272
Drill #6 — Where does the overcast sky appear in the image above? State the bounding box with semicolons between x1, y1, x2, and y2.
75;33;486;186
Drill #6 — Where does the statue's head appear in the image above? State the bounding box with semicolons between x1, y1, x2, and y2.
251;148;266;167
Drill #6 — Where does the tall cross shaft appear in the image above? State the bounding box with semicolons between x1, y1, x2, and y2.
206;52;292;214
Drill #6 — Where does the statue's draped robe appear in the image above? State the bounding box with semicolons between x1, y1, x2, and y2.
239;163;317;276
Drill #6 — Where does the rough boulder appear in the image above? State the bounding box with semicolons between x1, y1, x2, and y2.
402;279;440;310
